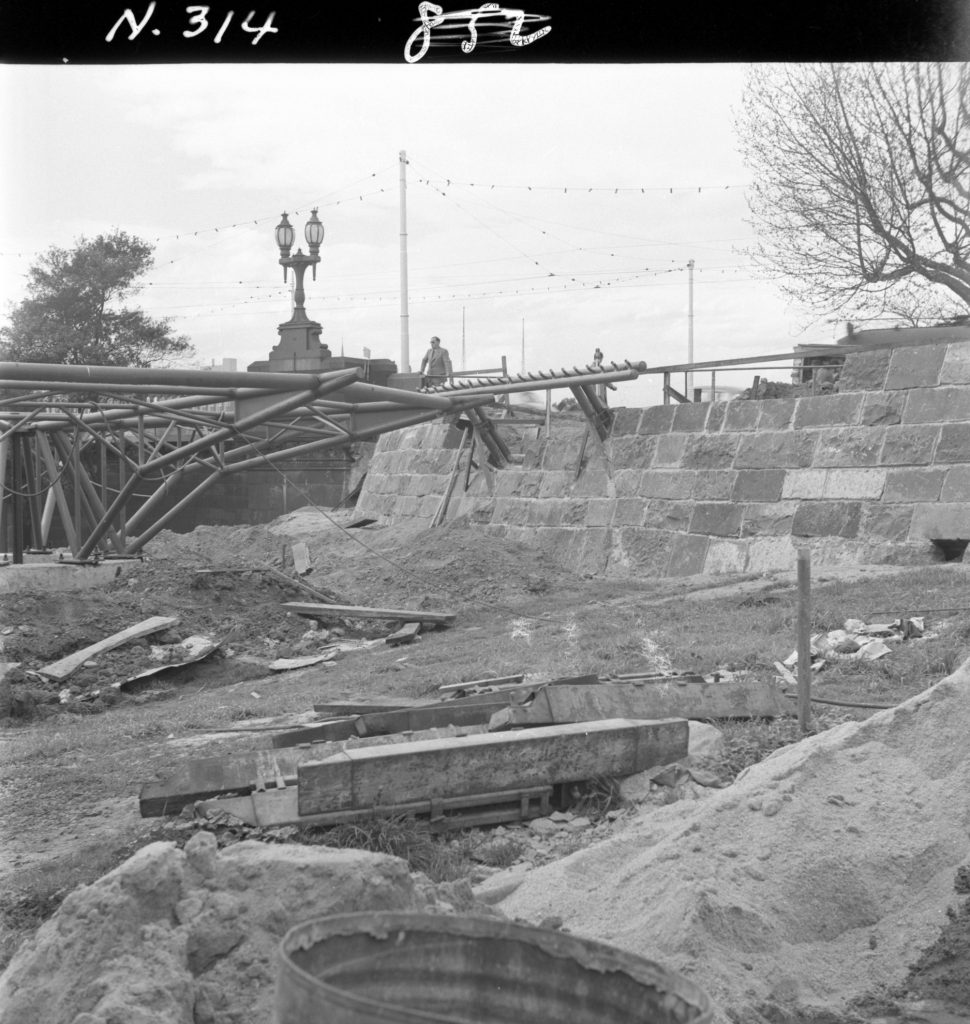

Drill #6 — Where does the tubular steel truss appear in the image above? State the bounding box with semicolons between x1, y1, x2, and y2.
0;359;644;561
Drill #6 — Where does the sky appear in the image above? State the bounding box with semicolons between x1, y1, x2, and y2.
0;62;849;408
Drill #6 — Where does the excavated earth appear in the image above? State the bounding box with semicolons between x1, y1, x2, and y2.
1;509;969;1024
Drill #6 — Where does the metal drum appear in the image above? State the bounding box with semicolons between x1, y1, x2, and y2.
276;911;713;1024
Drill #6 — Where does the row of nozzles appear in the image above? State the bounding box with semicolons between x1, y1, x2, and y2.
422;359;644;392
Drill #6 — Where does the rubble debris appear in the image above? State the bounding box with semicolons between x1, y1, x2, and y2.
37;615;179;681
385;621;422;646
290;542;311;576
267;652;338;672
782;616;931;671
118;635;221;690
282;602;456;626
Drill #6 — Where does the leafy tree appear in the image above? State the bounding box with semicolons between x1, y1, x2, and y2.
738;63;970;326
1;231;193;366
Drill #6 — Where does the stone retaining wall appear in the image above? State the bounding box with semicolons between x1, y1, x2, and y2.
356;340;970;576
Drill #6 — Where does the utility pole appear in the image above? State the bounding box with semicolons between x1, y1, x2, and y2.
687;258;695;400
521;318;525;373
461;306;466;371
399;150;411;373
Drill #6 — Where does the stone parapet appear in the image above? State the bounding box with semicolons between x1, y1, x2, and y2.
356;339;970;575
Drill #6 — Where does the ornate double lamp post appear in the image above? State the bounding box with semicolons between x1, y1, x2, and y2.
273;208;327;357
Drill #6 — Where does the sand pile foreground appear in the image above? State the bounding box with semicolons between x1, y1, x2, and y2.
499;659;970;1022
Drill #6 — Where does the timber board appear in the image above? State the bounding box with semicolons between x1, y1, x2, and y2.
298;717;688;816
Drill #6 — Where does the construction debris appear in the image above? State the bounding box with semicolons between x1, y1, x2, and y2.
37;615;179;681
119;635;221;690
782;616;932;671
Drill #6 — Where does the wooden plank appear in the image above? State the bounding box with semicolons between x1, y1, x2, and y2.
282;602;456;626
438;674;525;693
385;622;421;646
139;723;493;816
298;717;688;816
202;785;554;830
490;677;786;729
312;700;424;715
272;695;514;748
39;615;179;681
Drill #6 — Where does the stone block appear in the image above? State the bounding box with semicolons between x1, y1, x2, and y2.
939;342;970;385
682;434;740;469
792;501;862;538
935;424;970;463
692;470;737;500
612;468;644;497
745;536;797;572
903;386;970;424
705;539;748;574
521;441;543;470
518;471;544;499
612;497;646;527
735;431;818;469
422;495;446;517
642;499;691;532
493;473;519;498
493;497;531;527
757;398;796;430
731;469;785;502
793;393;864;429
838;348;891;391
940;467;970;502
910;503;970;539
537;472;569;499
885;342;947;389
781;469;828;499
610;407;643;435
860;504;914;543
883;467;946;502
638;404;676;435
879;425;939;465
610;434;659;469
860;393;905;426
572;467;611;499
724;400;761;431
740;502;798;537
667;533;710;576
689;502;743;537
541;439;578;471
671;402;711;432
639;471;695;499
706;402;728;432
653;433;689;467
528;499;565;527
822;468;886;500
586;498;617;527
578;528;613;575
813;427;884;467
616;527;675;575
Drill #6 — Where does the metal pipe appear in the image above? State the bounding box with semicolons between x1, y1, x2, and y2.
0;360;361;392
423;366;641;398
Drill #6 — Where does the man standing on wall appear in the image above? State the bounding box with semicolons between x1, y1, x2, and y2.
420;336;453;387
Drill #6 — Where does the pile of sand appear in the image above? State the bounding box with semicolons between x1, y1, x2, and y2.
0;834;453;1024
498;660;970;1022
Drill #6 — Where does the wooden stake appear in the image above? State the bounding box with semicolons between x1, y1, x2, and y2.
797;547;812;732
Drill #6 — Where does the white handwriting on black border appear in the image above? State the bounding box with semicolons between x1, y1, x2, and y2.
105;3;278;44
404;3;551;63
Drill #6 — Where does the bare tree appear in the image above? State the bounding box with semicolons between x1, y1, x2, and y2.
738;63;970;326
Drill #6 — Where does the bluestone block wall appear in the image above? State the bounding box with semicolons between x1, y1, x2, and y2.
356;340;970;576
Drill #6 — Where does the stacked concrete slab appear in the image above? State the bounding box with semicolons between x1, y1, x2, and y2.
355;340;970;576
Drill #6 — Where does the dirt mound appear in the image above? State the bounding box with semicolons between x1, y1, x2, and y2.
0;834;436;1024
497;659;970;1023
